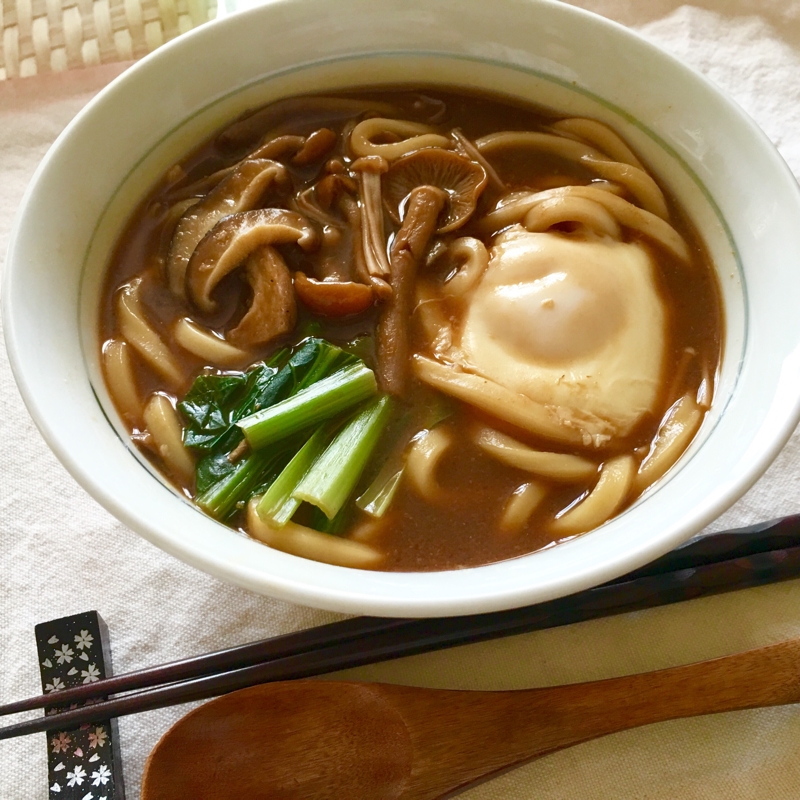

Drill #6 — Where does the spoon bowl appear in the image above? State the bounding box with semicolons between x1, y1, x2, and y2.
142;637;800;799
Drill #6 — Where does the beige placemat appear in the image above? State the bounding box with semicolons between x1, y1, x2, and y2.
4;1;800;798
0;0;216;79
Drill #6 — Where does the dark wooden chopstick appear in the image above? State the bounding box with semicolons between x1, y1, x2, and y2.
0;615;414;717
9;515;798;718
3;514;800;740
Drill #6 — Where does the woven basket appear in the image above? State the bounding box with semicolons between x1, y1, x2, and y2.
0;0;216;79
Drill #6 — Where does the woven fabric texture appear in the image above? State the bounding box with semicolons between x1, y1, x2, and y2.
0;0;215;79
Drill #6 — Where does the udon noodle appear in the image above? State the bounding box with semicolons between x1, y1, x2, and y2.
100;88;722;571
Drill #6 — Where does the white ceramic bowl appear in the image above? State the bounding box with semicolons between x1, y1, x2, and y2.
6;0;800;617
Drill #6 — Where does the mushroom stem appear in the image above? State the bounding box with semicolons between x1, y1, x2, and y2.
341;194;390;296
376;185;447;395
352;156;392;284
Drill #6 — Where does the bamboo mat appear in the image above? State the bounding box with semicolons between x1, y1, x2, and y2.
0;0;216;79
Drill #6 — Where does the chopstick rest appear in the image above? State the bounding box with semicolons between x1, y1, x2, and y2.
36;611;125;799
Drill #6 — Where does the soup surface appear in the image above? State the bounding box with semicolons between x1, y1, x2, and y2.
100;88;722;571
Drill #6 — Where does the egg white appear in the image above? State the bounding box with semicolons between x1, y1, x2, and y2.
456;226;667;445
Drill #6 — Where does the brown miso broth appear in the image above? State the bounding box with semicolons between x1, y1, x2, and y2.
100;87;723;572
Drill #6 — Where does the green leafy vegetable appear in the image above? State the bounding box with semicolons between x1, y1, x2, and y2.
197;449;282;520
181;339;352;494
293;395;394;519
180;336;401;529
356;465;404;518
255;425;334;526
238;362;377;450
180;372;250;451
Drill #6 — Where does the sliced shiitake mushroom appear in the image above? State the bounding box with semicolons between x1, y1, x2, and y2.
186;208;318;313
249;135;305;161
249;128;338;165
216;96;399;150
227;247;297;348
382;149;488;233
166;159;290;297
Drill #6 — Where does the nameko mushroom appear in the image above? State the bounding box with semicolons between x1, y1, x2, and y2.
375;149;488;393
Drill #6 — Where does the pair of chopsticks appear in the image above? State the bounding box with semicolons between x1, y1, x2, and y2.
4;514;800;740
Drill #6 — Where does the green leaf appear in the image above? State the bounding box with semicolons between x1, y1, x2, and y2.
179;339;328;454
195;433;242;494
180;373;249;450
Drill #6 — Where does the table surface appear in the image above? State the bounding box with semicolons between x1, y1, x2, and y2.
5;1;800;797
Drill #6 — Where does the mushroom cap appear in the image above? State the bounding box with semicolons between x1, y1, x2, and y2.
186;208;318;313
383;149;488;233
294;272;374;317
292;128;338;166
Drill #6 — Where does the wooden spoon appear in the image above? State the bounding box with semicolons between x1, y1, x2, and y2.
142;637;800;799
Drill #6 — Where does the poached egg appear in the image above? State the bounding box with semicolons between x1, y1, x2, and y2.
456;226;667;445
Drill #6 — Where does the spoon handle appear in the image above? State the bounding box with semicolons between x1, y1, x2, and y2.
395;637;800;798
139;637;800;800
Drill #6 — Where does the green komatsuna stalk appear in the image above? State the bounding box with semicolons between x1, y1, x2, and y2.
255;425;333;526
196;449;281;520
238;362;377;450
293;395;393;520
356;465;405;518
354;399;454;518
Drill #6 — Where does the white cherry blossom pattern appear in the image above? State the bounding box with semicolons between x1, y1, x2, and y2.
50;732;71;753
38;613;120;798
54;644;74;664
81;664;101;684
91;764;112;786
74;630;94;650
88;726;108;749
66;765;86;787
